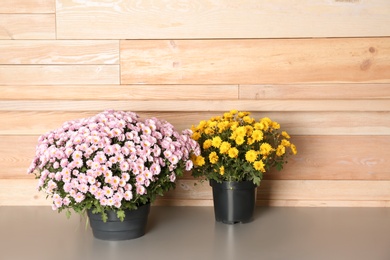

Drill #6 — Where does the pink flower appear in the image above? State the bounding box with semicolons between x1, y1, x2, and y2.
185;160;193;171
89;185;98;194
169;155;179;165
136;185;146;195
136;174;145;185
103;187;113;198
150;163;161;175
72;151;83;160
74;159;83;168
121;172;130;182
124;191;133;201
78;184;89;193
74;192;85;203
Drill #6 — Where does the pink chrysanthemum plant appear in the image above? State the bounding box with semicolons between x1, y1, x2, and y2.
28;110;200;222
190;110;297;186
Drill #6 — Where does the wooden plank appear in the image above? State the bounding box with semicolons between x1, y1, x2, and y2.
0;40;119;65
1;111;389;136
2;135;390;181
0;65;119;85
0;14;55;39
266;135;390;181
3;179;390;206
120;38;390;84
155;199;390;207
0;136;36;179
56;0;390;39
0;0;55;13
1;100;389;112
0;85;238;100
239;84;390;100
163;180;390;201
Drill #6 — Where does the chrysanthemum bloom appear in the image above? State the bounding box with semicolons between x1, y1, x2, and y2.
245;150;258;163
209;152;219;164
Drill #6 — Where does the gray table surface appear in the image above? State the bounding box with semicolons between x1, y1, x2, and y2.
1;206;390;260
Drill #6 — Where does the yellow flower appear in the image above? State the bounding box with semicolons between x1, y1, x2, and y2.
253;160;265;172
260;143;273;156
217;121;229;133
243;116;254;124
282;131;290;139
219;141;231;154
228;147;239;158
245;150;258;163
272;121;280;130
203;139;212;149
191;132;201;141
276;145;286;156
235;126;246;136
219;166;225;175
254;122;263;130
194;155;205;166
238;111;249;118
235;135;245;145
247;137;255;145
281;139;291;147
196;120;207;130
230;109;238;115
209;152;219;164
260;117;271;131
223;112;233;120
209;121;217;127
212;136;222;148
230;122;239;131
245;125;253;136
252;130;263;141
204;127;214;135
291;144;298;155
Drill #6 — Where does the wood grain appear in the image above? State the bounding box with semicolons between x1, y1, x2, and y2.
3;179;390;207
1;100;389;112
0;40;119;64
0;14;55;39
239;84;390;100
120;38;390;84
56;0;390;39
1;111;389;136
0;85;238;100
0;65;119;85
0;0;55;13
1;135;389;181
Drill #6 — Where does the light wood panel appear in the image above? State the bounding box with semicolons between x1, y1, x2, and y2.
0;0;55;13
3;179;390;207
0;65;119;85
239;84;390;100
56;0;390;39
120;38;390;84
1;100;389;112
0;14;55;39
0;40;119;64
2;135;389;181
0;85;238;100
1;111;389;136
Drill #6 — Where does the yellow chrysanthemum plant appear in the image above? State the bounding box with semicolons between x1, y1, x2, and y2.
190;110;297;186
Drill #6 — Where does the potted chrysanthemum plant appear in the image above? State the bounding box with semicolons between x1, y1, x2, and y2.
27;110;200;240
190;110;297;224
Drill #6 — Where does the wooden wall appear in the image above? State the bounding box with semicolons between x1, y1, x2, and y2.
1;0;390;207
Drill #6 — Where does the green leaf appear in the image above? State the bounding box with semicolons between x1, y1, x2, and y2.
117;210;125;222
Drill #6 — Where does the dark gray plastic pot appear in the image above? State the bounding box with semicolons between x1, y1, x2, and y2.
210;180;257;224
87;203;150;240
